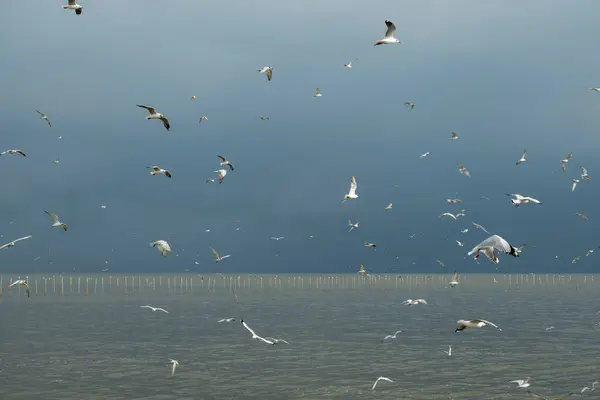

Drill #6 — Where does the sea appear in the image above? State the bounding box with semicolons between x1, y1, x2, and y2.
0;273;598;400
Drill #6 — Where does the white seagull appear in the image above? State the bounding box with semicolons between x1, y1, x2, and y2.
450;132;459;140
137;105;170;131
0;235;32;250
506;193;541;207
342;176;358;202
344;58;358;68
259;116;270;120
211;169;227;184
218;318;235;323
581;166;591;182
217;155;234;171
468;234;520;264
348;220;359;232
140;305;169;313
455;319;502;332
510;378;531;388
374;20;402;46
372;377;394;390
169;359;179;376
443;345;452;356
150;240;171;257
44;211;67;231
264;337;289;344
0;149;26;157
471;222;490;234
147;165;172;178
210;247;231;263
257;66;273;81
270;237;284;241
439;212;464;220
580;381;598;393
62;0;82;15
364;242;377;248
199;116;209;123
384;203;393;211
314;88;322;97
447;198;463;204
420;152;430;159
561;153;573;171
9;278;30;297
241;319;275;345
35;110;52;127
190;95;196;100
458;163;471;178
572;179;579;192
383;330;402;340
516;150;527;166
590;88;600;92
456;240;464;247
402;299;427;306
448;270;459;287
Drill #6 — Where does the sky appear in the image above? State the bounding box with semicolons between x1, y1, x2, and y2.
0;0;599;273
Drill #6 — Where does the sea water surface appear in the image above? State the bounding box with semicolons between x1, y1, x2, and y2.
0;273;598;399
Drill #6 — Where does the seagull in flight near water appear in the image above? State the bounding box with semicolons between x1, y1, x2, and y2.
348;220;359;232
241;319;275;345
516;150;527;166
257;66;273;81
455;319;502;332
372;377;394;390
374;20;402;46
561;153;572;171
150;240;171;257
217;155;234;171
45;211;67;232
9;278;30;297
344;58;358;68
0;235;32;250
169;359;179;376
35;110;52;127
342;176;359;202
468;234;521;264
1;149;26;157
141;305;169;313
383;330;402;340
62;0;82;15
210;247;231;263
137;105;170;131
510;378;531;388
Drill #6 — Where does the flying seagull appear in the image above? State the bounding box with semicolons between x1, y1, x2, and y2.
561;153;572;171
572;179;579;192
0;235;32;250
62;0;82;15
448;270;459;287
516;150;527;166
150;240;171;257
446;198;463;204
259;116;270;120
217;155;234;171
348;220;359;232
169;359;179;376
468;234;520;264
210;247;231;263
241;319;275;345
364;242;377;248
581;166;591;182
0;150;26;157
190;96;196;100
471;222;490;234
137;105;170;131
575;213;589;221
264;337;289;344
506;193;541;207
257;66;273;81
344;58;358;68
342;176;358;202
510;378;531;388
218;318;235;323
314;88;322;97
402;299;427;306
270;237;284;241
384;203;393;211
44;211;67;231
199;116;209;123
140;305;169;313
420;152;430;159
372;377;394;390
457;163;471;178
450;132;458;140
443;345;452;356
439;212;463;220
455;319;502;332
404;102;415;110
147;165;172;178
436;257;446;267
9;278;30;297
374;20;402;46
383;330;402;340
35;110;51;127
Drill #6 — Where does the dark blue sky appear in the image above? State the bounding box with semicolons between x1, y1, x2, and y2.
0;0;599;273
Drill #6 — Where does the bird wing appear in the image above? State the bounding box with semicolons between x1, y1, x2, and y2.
479;319;502;330
68;0;76;5
35;109;46;118
565;152;573;160
581;166;588;175
384;20;396;38
349;176;357;195
241;320;257;336
210;247;220;259
451;132;457;139
315;88;321;95
416;299;427;304
477;235;512;254
217;155;226;163
13;235;32;243
160;116;170;130
45;211;59;224
521;150;527;159
16;150;26;157
572;180;578;192
137;104;156;115
266;68;272;81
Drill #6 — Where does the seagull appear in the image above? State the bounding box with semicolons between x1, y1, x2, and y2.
0;235;32;250
169;359;179;376
443;345;452;356
190;95;196;100
510;378;531;388
575;213;589;221
545;326;555;331
384;203;393;211
210;247;231;263
140;305;169;313
213;169;227;184
591;88;600;92
572;256;580;264
586;247;599;257
436;257;446;267
199;116;209;123
448;270;459;287
455;319;502;332
342;176;358;202
9;278;30;297
372;377;394;390
348;220;359;232
383;330;402;340
439;212;462;220
447;198;463;204
137;105;170;131
150;240;171;257
455;240;464;247
217;155;234;171
0;150;26;157
561;153;572;171
572;179;580;192
364;242;376;248
344;58;358;68
460;229;469;234
147;165;172;178
580;381;598;393
218;318;235;323
450;132;459;140
35;110;52;127
270;237;285;241
468;234;520;264
402;299;427;306
62;0;82;15
241;319;275;345
404;102;415;110
516;150;527;166
581;166;591;182
314;88;322;97
264;337;289;344
257;66;273;81
457;163;471;178
259;116;270;120
374;20;402;46
420;152;430;159
471;222;490;234
506;193;541;207
44;211;67;231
